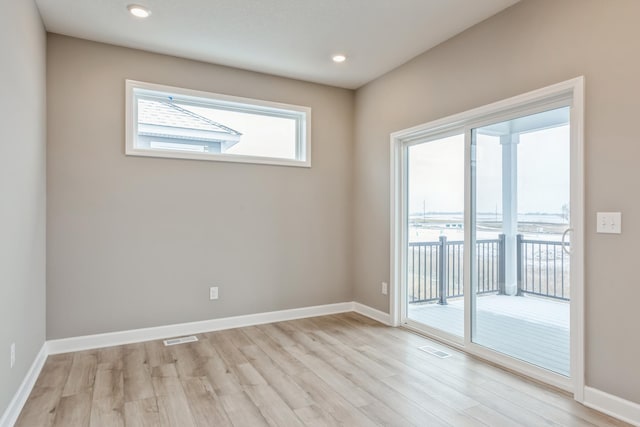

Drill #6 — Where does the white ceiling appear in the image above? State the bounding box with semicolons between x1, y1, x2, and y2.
35;0;519;89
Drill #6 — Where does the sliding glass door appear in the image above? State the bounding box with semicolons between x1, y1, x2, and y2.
406;133;465;339
470;107;571;376
396;79;583;391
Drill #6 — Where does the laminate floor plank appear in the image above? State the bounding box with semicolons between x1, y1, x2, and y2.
200;350;245;396
207;330;251;367
144;340;174;369
122;397;161;427
380;373;484;426
244;384;305;427
171;341;209;379
52;391;92;427
241;326;308;376
14;386;63;427
33;354;74;389
93;364;124;401
474;377;606;427
464;403;523;427
180;377;233;427
241;325;381;426
293;404;340;427
89;397;125;427
303;318;396;379
288;370;379;427
151;366;197;427
288;348;373;408
219;391;270;427
14;354;73;427
312;352;451;427
122;343;155;403
273;321;341;362
237;342;315;410
90;363;125;427
281;321;423;427
16;314;631;427
256;323;298;348
61;350;98;397
97;346;124;371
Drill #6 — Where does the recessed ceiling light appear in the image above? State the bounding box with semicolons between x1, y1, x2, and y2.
127;4;151;18
332;54;347;63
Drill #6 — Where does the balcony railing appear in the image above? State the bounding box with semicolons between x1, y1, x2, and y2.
518;236;570;300
408;234;569;304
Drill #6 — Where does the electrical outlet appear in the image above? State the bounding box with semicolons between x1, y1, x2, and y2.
381;282;388;295
209;286;219;300
10;343;15;369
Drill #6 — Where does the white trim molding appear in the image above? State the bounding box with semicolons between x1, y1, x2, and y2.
47;301;390;355
352;302;391;325
47;302;353;355
583;387;640;427
0;343;47;427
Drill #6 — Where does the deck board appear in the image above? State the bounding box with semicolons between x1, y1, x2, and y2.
408;294;570;375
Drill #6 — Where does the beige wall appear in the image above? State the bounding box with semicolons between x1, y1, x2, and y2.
46;35;354;339
0;0;47;417
353;0;640;404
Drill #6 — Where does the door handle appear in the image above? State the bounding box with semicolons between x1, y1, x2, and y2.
561;228;573;255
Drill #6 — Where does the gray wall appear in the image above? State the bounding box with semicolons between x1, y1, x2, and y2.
0;0;47;418
46;35;354;339
353;0;640;404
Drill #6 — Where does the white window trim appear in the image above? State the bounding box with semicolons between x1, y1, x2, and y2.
390;77;585;398
125;80;312;167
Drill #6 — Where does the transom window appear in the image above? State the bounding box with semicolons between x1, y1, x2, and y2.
125;80;311;167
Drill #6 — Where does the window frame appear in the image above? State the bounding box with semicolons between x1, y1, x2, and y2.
125;80;312;167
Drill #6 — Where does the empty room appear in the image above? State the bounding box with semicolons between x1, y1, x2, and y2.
1;0;639;426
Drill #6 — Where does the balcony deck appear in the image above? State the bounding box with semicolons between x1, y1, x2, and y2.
408;294;570;376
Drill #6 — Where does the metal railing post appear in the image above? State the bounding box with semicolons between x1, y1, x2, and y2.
498;234;506;295
516;234;524;296
438;236;448;305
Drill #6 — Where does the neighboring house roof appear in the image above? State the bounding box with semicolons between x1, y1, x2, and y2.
137;98;242;149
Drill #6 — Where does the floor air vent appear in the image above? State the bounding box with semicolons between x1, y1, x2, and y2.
419;345;451;358
163;336;198;346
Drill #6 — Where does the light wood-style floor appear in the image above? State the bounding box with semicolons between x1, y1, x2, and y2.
16;313;629;427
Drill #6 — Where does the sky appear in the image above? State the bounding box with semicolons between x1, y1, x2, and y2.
408;111;570;216
182;104;298;159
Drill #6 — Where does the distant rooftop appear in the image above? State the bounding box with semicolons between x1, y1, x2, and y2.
139;99;241;135
137;98;242;150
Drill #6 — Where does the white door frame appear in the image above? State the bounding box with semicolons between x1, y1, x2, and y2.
389;77;585;399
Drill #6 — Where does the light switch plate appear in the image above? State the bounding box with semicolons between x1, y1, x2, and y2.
596;212;621;234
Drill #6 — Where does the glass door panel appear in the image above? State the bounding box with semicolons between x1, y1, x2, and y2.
406;134;464;338
470;107;571;376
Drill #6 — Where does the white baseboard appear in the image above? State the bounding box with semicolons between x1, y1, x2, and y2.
47;302;354;355
0;343;47;427
583;386;640;426
352;302;391;325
